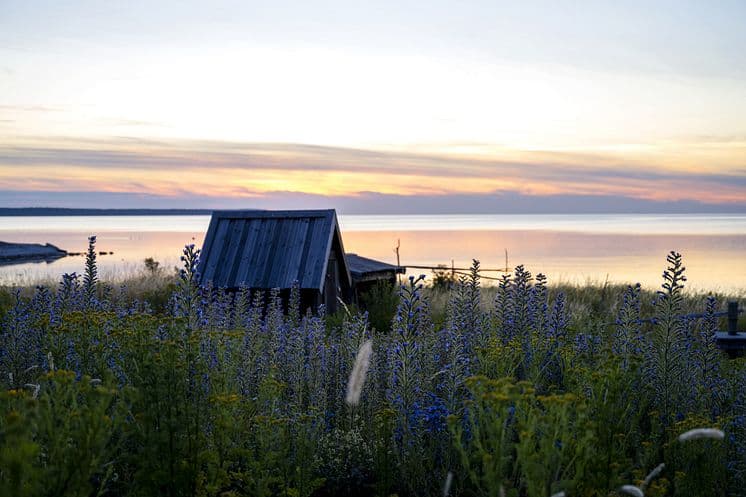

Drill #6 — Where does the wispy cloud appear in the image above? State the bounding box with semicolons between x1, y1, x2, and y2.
0;105;63;113
99;118;169;128
0;136;744;207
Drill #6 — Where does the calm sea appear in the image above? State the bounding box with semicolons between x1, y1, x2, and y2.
1;214;745;293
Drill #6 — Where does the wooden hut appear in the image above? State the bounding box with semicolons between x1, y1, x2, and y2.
198;209;403;314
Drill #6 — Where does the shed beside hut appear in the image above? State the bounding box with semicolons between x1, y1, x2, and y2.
346;253;405;299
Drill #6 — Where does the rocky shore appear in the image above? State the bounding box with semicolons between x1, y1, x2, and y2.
0;241;67;264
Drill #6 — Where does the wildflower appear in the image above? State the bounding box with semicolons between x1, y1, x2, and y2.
47;352;55;371
346;340;373;406
90;378;102;386
443;471;453;497
677;428;725;442
618;485;644;497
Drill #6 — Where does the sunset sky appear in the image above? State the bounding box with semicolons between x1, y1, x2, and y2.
1;1;745;212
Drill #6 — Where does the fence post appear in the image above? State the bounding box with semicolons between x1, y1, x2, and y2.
728;301;739;336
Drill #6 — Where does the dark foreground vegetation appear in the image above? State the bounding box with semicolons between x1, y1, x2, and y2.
0;238;745;497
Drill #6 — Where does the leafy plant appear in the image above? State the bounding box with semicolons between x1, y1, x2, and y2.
0;244;743;496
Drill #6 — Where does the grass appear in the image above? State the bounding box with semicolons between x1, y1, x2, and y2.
0;242;745;497
3;266;742;329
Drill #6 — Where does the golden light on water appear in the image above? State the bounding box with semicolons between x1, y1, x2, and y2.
1;217;744;293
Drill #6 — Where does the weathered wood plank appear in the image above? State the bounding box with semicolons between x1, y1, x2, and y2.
302;215;331;290
214;219;240;285
201;219;231;284
283;218;310;287
233;219;262;287
260;218;292;288
220;219;250;287
295;217;316;289
246;219;273;286
272;219;293;288
197;214;220;277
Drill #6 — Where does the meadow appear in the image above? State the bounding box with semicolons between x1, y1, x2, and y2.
0;238;745;497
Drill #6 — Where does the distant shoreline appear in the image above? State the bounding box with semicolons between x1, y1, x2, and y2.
0;208;214;216
1;208;745;217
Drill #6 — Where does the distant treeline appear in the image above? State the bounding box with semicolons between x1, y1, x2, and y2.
0;208;215;216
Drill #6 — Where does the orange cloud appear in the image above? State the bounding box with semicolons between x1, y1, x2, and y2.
0;136;744;206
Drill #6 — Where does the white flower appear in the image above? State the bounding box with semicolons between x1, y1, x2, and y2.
442;471;453;497
678;428;725;442
619;485;644;497
345;340;373;406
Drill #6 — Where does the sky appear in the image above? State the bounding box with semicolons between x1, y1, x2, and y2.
1;1;745;213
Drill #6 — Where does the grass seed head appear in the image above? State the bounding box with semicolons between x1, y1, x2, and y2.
677;428;725;442
642;463;665;490
619;485;644;497
345;340;373;406
443;471;453;497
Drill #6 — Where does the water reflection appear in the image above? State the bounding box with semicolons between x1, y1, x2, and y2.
343;230;746;293
0;231;205;284
0;216;744;293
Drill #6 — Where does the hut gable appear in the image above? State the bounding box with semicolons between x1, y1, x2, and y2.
198;209;352;293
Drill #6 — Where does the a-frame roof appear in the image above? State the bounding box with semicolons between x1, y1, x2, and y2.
198;209;352;292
